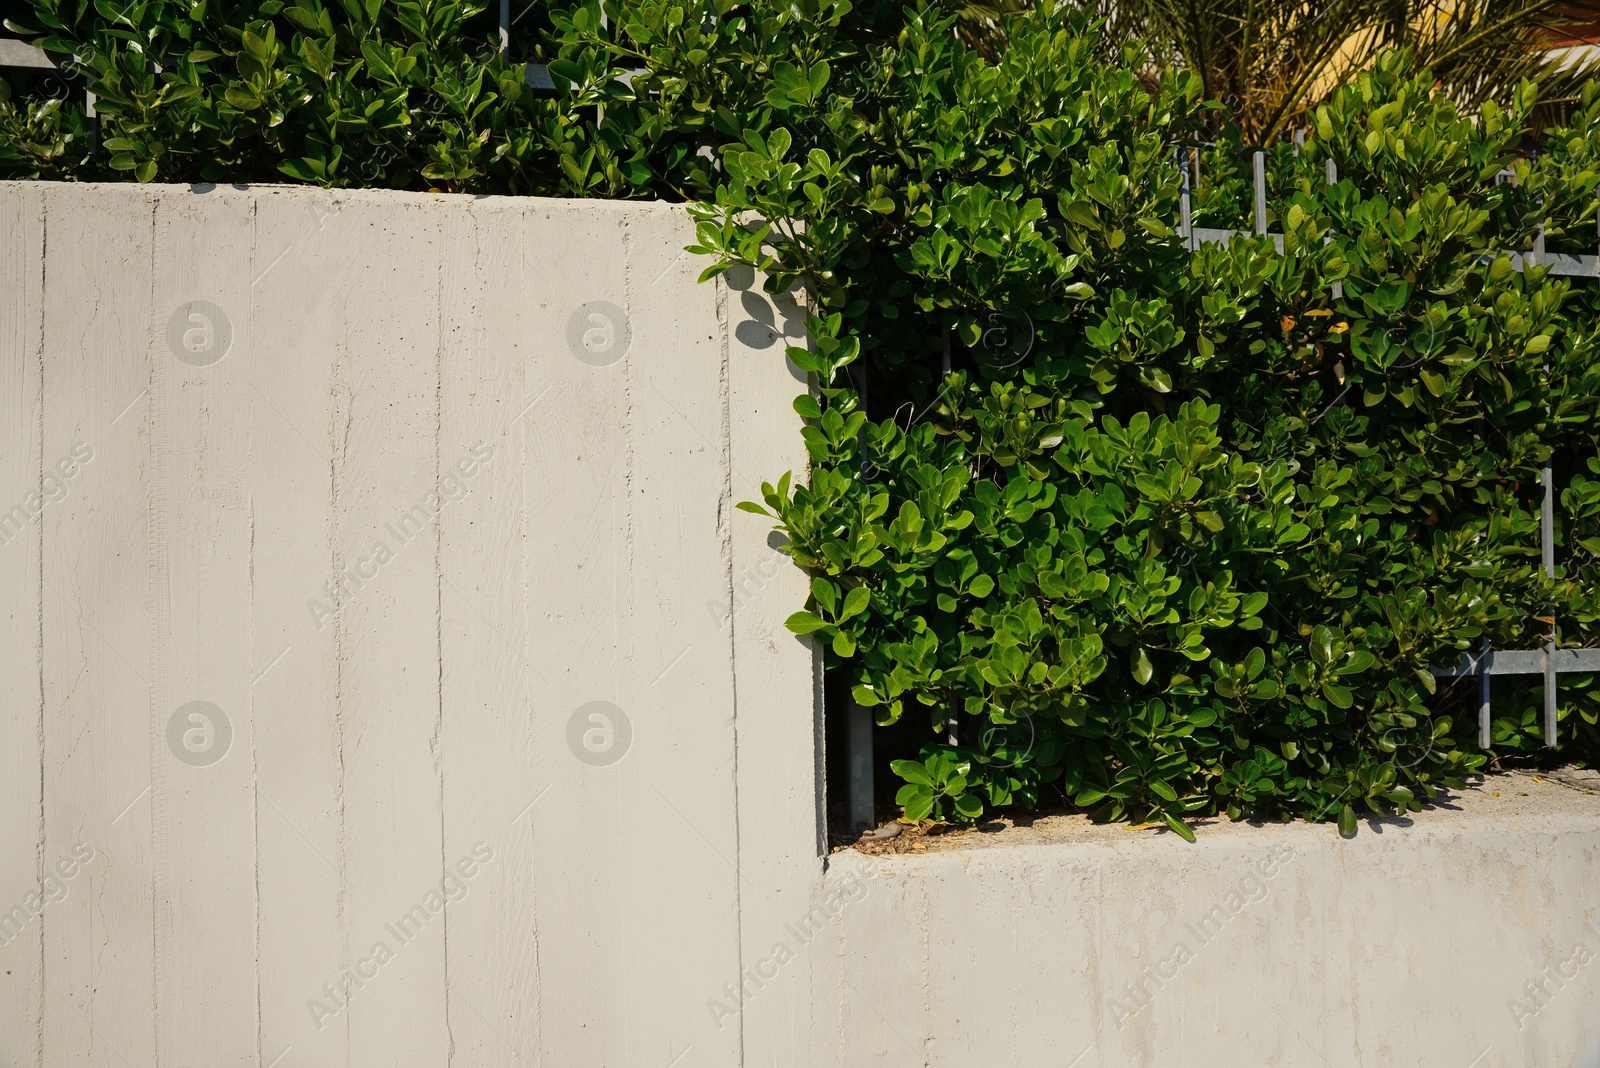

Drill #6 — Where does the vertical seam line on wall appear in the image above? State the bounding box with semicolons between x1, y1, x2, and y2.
436;200;452;1064
620;213;637;1060
920;872;931;1065
520;204;543;1056
622;215;637;668
144;190;164;1068
807;289;826;860
1093;860;1105;1055
33;185;48;1068
331;206;351;1068
714;270;747;1065
835;861;846;1066
248;191;265;1068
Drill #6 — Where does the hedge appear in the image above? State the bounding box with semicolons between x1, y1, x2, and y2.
5;0;1598;835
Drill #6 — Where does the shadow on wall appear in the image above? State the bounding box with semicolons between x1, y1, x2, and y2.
723;263;808;359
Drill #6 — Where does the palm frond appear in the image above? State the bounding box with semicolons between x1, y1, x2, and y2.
970;0;1600;140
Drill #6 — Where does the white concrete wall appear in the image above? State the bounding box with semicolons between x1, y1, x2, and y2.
818;782;1600;1067
3;181;1600;1068
0;181;819;1068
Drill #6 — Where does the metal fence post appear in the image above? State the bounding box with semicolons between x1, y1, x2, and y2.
941;324;956;748
1325;157;1343;300
1543;463;1558;746
1180;147;1194;250
1252;150;1268;235
1479;637;1493;750
848;371;876;830
848;699;875;830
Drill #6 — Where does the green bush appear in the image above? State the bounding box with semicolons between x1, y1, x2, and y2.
690;14;1600;835
6;0;1598;834
0;0;864;192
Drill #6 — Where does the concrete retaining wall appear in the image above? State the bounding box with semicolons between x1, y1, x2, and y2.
3;181;1599;1067
822;777;1600;1067
0;181;819;1068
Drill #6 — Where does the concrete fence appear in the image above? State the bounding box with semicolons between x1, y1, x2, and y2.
0;181;820;1068
3;181;1600;1068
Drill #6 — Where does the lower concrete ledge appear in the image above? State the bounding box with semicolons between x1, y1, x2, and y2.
804;771;1600;1067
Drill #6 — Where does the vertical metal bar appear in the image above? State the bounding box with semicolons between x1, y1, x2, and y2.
1179;148;1193;249
1252;149;1268;236
848;369;875;829
1543;462;1558;746
1479;637;1492;750
1544;643;1558;746
939;322;955;746
1325;157;1342;300
498;0;509;52
596;9;609;126
847;699;875;830
1593;203;1600;277
1474;425;1490;750
1543;463;1557;579
85;89;97;156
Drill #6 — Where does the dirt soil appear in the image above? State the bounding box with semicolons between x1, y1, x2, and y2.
831;765;1600;857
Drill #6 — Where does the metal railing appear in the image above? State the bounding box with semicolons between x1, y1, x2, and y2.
1;38;97;148
1178;149;1600;752
1179;148;1600;277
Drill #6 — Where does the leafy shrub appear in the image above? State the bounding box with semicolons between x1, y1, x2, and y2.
7;0;1598;835
0;0;864;193
693;16;1600;835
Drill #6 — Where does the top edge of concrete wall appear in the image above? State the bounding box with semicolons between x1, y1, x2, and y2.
837;771;1600;874
0;178;698;215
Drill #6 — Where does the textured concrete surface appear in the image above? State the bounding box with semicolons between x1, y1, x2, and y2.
0;181;816;1068
813;771;1600;1067
4;181;1599;1068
